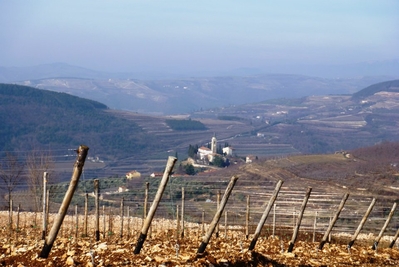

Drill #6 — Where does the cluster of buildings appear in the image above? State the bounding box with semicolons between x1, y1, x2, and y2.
196;135;233;164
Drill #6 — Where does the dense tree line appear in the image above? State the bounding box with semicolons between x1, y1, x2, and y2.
165;119;207;131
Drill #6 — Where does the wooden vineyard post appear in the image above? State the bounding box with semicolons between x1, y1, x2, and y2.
313;211;318;243
94;179;100;241
127;206;130;239
318;193;349;250
134;156;177;254
102;205;106;239
176;205;180;240
181;187;185;238
389;227;399;248
224;211;228;239
287;187;312;253
39;145;89;258
201;209;205;237
347;198;376;250
46;189;50;231
42;172;48;240
197;176;239;254
245;195;250;239
144;182;149;219
249;180;283;251
75;205;79;239
83;193;88;237
120;197;124;238
272;204;276;238
9;199;13;231
16;204;20;232
34;211;37;229
108;207;113;237
215;190;221;238
372;202;397;250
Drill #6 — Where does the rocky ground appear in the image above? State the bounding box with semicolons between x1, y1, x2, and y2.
1;213;399;266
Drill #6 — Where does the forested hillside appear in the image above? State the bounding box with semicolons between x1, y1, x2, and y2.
351;79;399;100
0;84;154;159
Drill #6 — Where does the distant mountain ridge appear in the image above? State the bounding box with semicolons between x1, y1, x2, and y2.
1;62;398;114
12;75;398;115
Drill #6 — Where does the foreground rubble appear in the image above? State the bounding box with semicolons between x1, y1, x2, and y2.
1;220;399;267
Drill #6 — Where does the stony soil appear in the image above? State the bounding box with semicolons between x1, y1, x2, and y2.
1;213;399;266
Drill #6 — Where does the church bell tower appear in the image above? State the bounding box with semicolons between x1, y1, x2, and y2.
211;134;217;154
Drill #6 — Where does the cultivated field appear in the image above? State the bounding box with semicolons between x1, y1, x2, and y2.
1;211;399;266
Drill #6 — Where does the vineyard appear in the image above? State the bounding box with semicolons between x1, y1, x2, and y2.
1;146;399;266
2;184;399;265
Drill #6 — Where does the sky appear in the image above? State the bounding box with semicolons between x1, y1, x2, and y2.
1;0;398;76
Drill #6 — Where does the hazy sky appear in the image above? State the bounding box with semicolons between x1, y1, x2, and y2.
1;0;398;74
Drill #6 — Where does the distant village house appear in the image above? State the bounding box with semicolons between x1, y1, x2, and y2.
246;155;257;163
126;170;141;179
150;172;163;178
222;146;234;156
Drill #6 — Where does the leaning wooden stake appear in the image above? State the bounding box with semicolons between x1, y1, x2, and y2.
94;179;100;241
134;156;177;254
372;202;397;250
319;193;349;250
389;227;399;248
42;172;48;240
287;187;312;253
249;180;283;250
347;198;376;250
197;176;239;254
39;145;89;258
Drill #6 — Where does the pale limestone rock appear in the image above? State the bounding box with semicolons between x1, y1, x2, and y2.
66;256;74;265
67;250;75;256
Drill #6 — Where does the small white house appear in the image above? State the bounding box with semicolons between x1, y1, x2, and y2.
118;186;129;193
246;155;256;163
222;146;234;156
126;170;141;179
198;146;212;160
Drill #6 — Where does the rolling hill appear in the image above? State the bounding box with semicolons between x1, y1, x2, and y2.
0;84;155;160
6;63;395;114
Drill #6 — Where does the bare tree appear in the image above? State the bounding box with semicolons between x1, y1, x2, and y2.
0;152;24;208
26;150;54;212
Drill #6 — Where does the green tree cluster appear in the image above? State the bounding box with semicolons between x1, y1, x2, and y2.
184;164;195;175
188;144;199;158
165;119;207;131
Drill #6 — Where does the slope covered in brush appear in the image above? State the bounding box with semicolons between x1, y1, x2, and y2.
0;84;154;159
